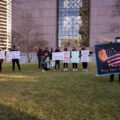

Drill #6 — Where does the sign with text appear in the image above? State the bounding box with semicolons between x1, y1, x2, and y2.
63;51;70;63
8;51;20;59
52;52;64;61
95;43;120;75
81;50;89;62
71;51;79;63
0;51;5;59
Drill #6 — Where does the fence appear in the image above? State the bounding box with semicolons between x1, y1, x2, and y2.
4;52;96;63
20;53;38;63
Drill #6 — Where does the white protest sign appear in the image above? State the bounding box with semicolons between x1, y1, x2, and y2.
63;51;70;63
71;51;79;63
0;51;5;59
51;61;55;67
8;51;20;59
81;50;89;62
52;52;64;61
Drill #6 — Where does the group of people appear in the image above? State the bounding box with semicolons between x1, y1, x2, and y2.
0;45;88;73
0;44;120;83
0;45;21;73
37;46;88;72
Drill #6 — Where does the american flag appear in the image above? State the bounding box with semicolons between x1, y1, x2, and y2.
107;47;120;67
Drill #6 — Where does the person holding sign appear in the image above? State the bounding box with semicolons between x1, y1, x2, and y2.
0;48;3;73
81;46;89;72
71;47;79;71
95;39;120;82
54;47;61;71
10;45;21;72
63;48;69;71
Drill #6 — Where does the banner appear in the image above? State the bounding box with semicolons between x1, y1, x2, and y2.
63;51;70;63
0;51;5;59
95;43;120;75
8;51;20;59
71;51;79;63
52;52;64;61
81;50;89;62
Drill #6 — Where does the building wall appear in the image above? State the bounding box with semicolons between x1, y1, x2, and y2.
0;0;11;50
90;0;120;49
12;0;57;50
12;0;120;50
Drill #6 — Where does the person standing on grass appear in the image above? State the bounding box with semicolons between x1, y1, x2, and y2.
0;48;3;73
54;47;61;71
49;48;53;61
63;47;68;71
49;48;54;69
96;39;120;82
109;74;120;82
11;45;21;72
37;47;44;69
81;46;88;72
72;47;78;71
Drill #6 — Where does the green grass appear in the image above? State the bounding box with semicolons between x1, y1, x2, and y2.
0;63;120;120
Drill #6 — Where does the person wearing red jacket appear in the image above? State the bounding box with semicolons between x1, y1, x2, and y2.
37;47;44;69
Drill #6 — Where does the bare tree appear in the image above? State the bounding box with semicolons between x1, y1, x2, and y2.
12;2;47;62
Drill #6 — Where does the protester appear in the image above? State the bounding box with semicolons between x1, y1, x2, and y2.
72;47;78;71
0;48;3;73
81;46;88;72
41;53;50;72
96;39;120;82
37;47;44;69
11;45;21;72
49;48;53;61
54;47;60;71
49;48;54;69
44;47;50;56
63;47;68;71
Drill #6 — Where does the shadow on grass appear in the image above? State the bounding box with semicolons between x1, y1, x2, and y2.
0;103;41;120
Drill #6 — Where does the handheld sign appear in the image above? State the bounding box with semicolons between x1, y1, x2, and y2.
71;51;79;63
52;52;64;61
63;51;70;63
95;43;120;76
51;61;55;67
0;51;5;59
8;51;20;59
81;50;89;62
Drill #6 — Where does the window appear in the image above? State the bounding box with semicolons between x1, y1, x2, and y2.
58;0;89;47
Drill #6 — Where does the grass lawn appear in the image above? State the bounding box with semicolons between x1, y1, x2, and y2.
0;63;120;120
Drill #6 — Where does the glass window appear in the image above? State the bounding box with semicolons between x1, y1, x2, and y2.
58;0;89;47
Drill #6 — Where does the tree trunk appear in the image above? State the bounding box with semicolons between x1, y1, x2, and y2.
26;33;31;63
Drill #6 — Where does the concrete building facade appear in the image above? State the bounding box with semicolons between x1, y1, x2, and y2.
11;0;120;50
90;0;120;49
12;0;57;51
